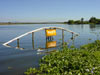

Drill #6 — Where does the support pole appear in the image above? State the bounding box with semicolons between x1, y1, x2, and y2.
71;32;74;40
17;39;20;48
62;29;64;45
32;32;34;49
71;32;74;46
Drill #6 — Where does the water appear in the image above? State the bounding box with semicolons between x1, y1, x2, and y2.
0;24;100;75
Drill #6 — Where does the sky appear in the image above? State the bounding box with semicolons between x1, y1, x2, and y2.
0;0;100;22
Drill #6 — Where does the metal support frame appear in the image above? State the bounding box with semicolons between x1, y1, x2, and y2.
3;27;79;46
32;32;34;49
17;39;20;48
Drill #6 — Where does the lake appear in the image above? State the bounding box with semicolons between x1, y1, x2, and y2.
0;24;100;75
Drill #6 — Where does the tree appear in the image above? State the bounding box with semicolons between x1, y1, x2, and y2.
75;20;81;24
81;18;84;24
67;20;74;24
96;19;100;24
89;17;97;24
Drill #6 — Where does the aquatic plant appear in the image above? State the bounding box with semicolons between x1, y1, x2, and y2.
25;40;100;75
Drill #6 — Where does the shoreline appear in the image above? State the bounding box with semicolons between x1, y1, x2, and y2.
0;22;99;25
0;22;65;25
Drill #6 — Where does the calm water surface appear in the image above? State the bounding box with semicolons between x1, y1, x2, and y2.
0;24;100;75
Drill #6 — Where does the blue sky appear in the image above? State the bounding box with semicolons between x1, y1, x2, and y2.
0;0;100;22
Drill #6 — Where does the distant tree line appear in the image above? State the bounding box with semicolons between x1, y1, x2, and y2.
1;17;100;25
64;17;100;24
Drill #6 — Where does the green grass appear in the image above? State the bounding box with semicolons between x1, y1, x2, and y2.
25;40;100;75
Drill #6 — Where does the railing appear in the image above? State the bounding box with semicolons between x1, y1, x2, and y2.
3;27;79;46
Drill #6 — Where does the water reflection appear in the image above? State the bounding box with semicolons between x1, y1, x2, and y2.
46;41;56;49
4;33;78;53
89;24;96;31
89;24;100;31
